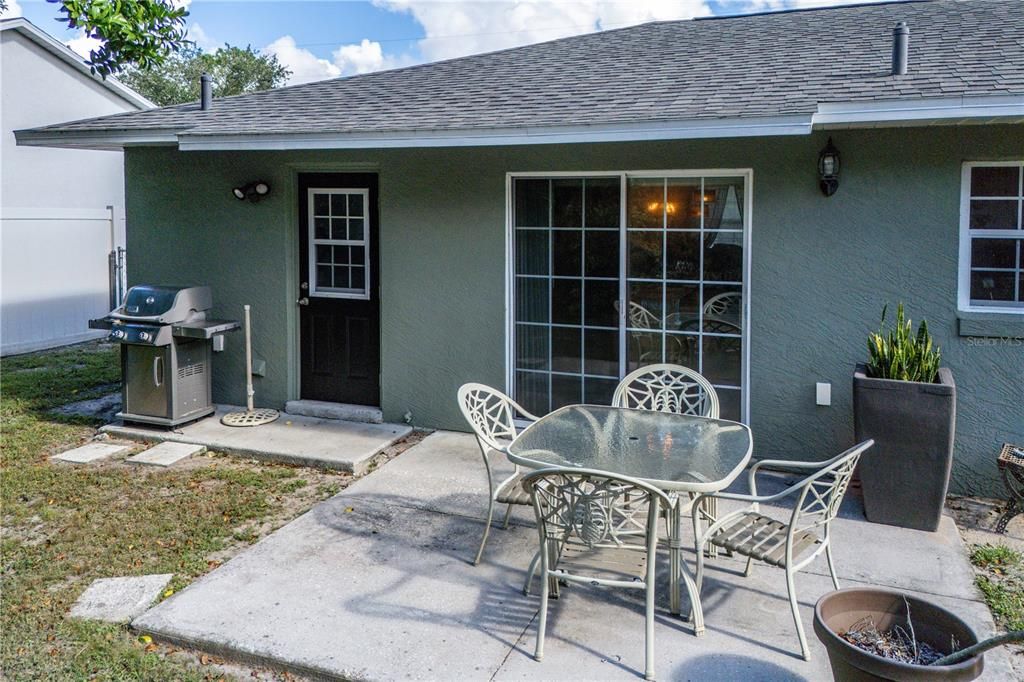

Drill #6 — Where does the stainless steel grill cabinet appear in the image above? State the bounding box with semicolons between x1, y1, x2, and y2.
90;285;239;426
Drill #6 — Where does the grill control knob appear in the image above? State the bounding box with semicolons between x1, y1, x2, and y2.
111;329;125;339
139;331;151;342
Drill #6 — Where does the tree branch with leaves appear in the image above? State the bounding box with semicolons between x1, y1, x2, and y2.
48;0;189;76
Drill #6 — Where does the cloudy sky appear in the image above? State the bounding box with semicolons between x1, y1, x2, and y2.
3;0;884;85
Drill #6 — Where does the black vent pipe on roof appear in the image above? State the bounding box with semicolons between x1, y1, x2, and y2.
200;73;213;110
892;21;909;76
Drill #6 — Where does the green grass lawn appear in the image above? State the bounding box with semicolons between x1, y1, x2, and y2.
1;343;353;680
971;544;1024;633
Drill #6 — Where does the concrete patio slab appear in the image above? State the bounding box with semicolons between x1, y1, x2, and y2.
132;432;1013;681
101;405;412;474
71;574;173;623
341;430;522;520
51;441;131;463
127;442;205;467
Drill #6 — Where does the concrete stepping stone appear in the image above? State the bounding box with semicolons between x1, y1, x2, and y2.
51;442;131;463
127;442;205;467
70;574;173;623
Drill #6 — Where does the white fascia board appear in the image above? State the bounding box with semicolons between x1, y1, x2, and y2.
13;128;179;150
175;115;815;151
812;95;1024;127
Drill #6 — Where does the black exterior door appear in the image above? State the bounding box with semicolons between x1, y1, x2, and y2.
298;173;380;405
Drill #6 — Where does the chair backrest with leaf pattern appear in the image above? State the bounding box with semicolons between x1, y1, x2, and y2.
522;468;670;552
458;383;535;453
612;364;720;419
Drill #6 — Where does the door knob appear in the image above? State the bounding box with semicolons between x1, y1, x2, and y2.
297;297;309;306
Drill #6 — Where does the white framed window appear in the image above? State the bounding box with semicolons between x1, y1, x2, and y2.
959;162;1024;313
505;170;752;422
308;188;370;300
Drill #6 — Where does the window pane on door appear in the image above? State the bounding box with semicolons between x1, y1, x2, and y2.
666;178;701;230
585;178;620;228
704;177;745;230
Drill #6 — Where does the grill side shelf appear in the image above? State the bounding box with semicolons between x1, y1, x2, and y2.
171;319;241;339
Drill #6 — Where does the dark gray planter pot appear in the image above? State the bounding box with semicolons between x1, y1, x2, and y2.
853;364;956;532
814;587;983;681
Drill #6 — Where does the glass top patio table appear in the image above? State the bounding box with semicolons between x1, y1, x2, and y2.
506;404;753;493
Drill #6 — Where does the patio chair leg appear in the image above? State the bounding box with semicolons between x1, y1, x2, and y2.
502;503;514;529
743;556;754;577
702;498;719;559
695;539;706;594
825;544;840;591
523;551;540;596
474;496;496;566
786;567;811;661
996;498;1021;534
535;571;549;662
645;579;656;680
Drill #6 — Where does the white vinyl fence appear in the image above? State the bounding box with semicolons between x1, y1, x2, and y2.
0;205;125;356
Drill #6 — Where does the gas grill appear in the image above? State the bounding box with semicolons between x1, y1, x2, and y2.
90;285;239;427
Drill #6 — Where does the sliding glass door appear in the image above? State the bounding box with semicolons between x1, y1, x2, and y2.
511;172;749;421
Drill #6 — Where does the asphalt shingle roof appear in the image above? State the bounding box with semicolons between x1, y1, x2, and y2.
24;0;1024;138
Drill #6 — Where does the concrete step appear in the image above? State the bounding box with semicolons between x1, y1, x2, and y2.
284;400;383;424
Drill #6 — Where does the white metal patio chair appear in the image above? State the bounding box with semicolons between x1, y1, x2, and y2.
612;364;720;418
522;467;671;681
612;364;722;553
691;440;874;660
457;383;541;565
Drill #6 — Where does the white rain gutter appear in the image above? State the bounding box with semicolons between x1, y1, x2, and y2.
813;94;1024;128
13;95;1024;151
174;115;815;151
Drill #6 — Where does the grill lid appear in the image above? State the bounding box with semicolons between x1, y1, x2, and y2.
110;285;212;324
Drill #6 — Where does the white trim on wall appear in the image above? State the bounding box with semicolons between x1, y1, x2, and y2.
504;168;754;423
958;160;1024;315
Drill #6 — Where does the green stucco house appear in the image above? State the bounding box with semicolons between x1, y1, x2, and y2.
19;0;1023;495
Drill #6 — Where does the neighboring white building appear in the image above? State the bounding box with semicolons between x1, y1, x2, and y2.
0;17;153;355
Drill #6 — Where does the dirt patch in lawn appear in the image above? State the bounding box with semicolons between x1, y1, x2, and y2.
1;341;425;681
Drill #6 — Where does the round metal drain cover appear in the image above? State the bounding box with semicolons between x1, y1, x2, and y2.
221;408;280;427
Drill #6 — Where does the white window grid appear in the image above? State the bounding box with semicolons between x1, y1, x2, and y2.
308;188;371;300
959;161;1024;313
508;172;751;419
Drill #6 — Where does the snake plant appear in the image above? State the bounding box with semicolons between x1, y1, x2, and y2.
865;303;941;383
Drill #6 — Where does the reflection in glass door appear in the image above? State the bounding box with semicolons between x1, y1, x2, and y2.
511;172;748;421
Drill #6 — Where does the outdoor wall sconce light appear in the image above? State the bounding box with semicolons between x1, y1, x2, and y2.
818;138;840;196
232;182;270;202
